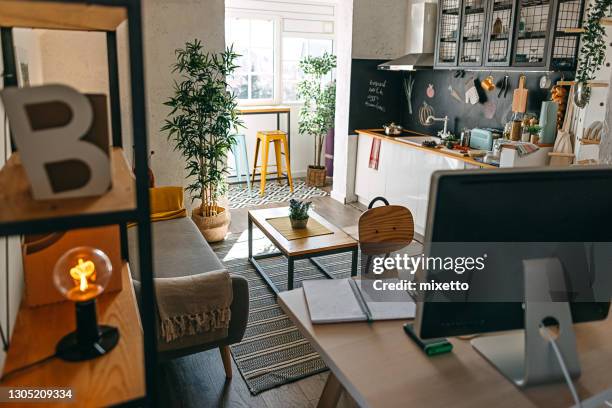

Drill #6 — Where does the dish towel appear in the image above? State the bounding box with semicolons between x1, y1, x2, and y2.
369;138;382;170
155;269;233;342
501;141;540;157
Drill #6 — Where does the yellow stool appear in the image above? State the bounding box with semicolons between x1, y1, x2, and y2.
252;130;293;197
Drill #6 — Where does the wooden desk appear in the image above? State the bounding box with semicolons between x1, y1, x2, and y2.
279;288;612;408
248;207;358;295
0;263;145;407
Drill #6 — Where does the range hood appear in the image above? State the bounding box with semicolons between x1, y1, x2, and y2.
378;3;438;71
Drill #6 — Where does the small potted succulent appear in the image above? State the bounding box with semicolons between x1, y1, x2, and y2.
289;199;311;229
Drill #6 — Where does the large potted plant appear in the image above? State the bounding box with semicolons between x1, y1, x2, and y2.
162;39;241;242
297;53;337;187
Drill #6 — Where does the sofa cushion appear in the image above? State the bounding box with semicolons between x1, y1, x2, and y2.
128;217;224;281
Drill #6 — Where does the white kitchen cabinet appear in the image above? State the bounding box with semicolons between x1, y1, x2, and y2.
354;134;389;205
384;145;422;230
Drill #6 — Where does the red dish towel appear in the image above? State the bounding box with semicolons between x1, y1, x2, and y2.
369;138;381;170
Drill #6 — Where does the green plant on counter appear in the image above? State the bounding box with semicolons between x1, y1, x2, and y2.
289;199;311;220
526;125;542;135
575;0;612;100
297;53;337;170
162;39;243;218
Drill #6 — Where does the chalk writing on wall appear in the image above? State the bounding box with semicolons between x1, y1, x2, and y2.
365;79;386;112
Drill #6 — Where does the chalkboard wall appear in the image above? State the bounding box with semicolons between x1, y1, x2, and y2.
347;58;563;135
402;70;563;135
348;59;402;134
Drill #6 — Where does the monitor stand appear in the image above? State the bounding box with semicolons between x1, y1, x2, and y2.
471;257;581;387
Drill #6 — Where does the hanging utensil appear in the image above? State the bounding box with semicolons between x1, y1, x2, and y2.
512;75;528;113
539;74;552;89
497;75;510;98
481;75;496;92
465;76;479;104
574;81;589;108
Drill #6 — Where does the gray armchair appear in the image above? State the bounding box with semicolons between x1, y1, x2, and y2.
129;217;249;378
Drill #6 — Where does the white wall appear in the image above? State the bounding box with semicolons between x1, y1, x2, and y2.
574;0;612;162
331;0;408;203
0;28;43;373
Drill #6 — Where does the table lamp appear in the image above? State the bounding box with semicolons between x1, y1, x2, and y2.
53;246;119;361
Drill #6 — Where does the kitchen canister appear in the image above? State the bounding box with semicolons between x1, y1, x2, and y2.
539;101;558;144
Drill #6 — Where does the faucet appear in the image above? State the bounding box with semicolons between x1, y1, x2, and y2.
426;115;450;138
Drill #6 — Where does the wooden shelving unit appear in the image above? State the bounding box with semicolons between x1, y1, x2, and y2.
1;263;145;408
0;1;157;406
0;148;136;235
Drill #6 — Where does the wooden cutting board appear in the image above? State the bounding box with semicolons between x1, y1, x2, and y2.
512;75;528;113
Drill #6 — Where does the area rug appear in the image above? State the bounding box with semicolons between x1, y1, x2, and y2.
210;231;357;395
228;179;328;209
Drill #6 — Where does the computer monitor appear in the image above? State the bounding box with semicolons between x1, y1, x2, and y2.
414;167;612;386
413;166;612;385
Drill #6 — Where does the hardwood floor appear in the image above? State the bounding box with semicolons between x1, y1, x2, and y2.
158;181;418;408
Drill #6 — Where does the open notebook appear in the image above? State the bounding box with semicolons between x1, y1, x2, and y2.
302;278;416;324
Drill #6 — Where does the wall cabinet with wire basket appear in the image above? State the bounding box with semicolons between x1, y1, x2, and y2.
434;0;585;71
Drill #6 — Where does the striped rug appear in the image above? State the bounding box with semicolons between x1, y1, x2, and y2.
210;230;357;395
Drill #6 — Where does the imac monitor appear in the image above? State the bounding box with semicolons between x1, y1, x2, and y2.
414;167;612;340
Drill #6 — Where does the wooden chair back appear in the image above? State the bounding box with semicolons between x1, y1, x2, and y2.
358;197;414;256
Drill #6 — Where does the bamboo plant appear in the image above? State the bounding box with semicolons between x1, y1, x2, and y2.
162;39;242;218
297;53;337;170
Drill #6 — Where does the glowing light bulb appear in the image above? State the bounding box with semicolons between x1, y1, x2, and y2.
70;258;96;292
54;247;112;302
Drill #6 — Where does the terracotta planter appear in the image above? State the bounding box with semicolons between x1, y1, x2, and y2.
191;205;231;243
290;217;309;229
307;166;326;187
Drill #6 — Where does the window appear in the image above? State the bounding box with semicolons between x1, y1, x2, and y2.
225;13;335;105
281;37;333;102
226;16;275;103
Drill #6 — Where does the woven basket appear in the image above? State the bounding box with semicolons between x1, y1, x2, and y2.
306;166;326;187
191;205;231;243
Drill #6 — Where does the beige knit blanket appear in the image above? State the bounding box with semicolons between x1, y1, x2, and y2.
155;270;232;343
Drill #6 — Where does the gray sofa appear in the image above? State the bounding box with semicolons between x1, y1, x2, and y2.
128;217;249;377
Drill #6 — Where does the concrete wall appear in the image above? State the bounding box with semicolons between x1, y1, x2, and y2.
141;0;225;203
351;0;408;60
38;30;108;93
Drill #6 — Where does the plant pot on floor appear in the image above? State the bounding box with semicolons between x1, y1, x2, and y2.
307;166;326;187
191;206;231;243
290;217;309;229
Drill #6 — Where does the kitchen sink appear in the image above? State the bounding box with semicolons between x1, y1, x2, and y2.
394;135;440;146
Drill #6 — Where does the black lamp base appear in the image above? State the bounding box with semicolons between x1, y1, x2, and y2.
56;325;120;362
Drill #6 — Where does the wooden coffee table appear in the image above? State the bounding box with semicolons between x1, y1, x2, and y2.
248;207;358;295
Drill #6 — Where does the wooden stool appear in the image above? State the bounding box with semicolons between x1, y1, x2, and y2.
252;130;293;197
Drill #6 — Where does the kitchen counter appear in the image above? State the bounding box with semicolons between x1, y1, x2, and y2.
353;129;496;235
355;129;497;169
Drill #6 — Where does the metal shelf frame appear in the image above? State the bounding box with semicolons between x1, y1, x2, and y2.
0;0;157;406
